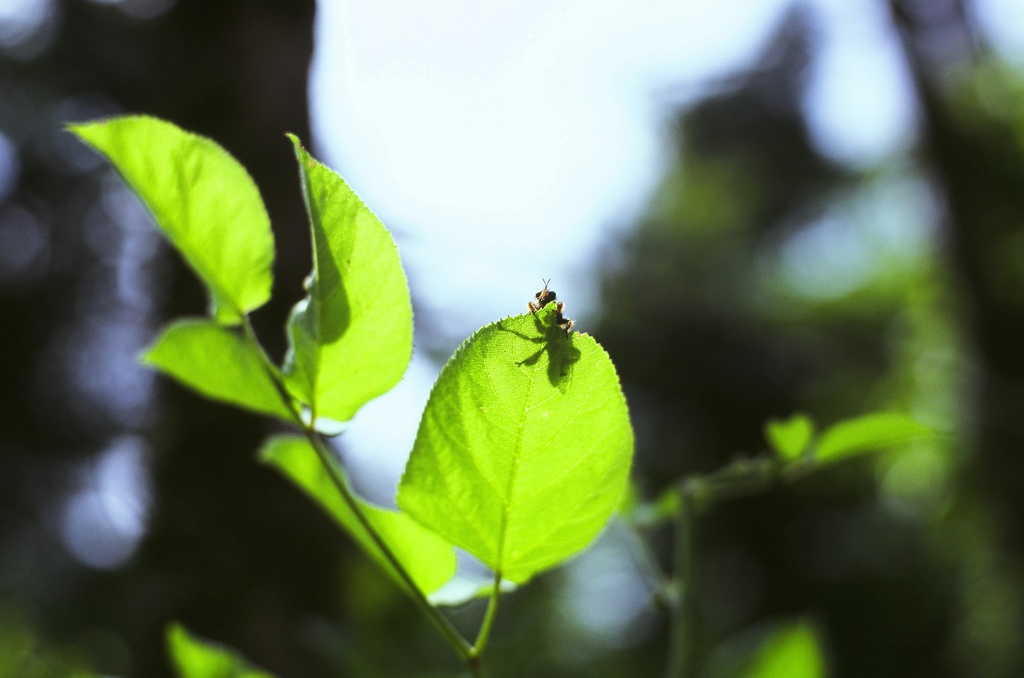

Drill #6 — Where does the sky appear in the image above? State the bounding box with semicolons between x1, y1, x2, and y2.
311;0;794;326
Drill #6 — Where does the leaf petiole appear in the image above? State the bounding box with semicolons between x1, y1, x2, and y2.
470;569;503;660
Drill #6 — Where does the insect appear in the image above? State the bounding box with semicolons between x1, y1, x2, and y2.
528;279;574;333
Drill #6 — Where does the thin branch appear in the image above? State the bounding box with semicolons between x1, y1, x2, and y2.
665;485;696;678
240;317;476;666
621;520;674;609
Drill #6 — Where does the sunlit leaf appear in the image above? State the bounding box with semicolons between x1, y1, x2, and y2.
282;137;412;423
69;116;274;324
816;412;931;462
166;622;275;678
259;435;455;596
398;304;634;584
142;319;295;422
765;413;814;461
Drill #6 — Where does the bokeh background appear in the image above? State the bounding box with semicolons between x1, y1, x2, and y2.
2;0;1024;676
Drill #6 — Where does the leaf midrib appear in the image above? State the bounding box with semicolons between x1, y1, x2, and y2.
493;342;543;577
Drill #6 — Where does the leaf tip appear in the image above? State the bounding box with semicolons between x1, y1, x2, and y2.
137;337;163;368
64;120;100;144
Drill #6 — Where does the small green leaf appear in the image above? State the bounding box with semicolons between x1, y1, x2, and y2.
651;484;682;521
619;480;639;511
259;435;455;596
143;319;295;422
398;305;634;584
167;622;276;678
282;136;413;423
744;620;825;678
620;482;679;528
816;412;931;462
765;413;815;461
69;116;274;324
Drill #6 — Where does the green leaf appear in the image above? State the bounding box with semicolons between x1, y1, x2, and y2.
744;621;825;678
167;622;276;678
765;413;815;461
282;136;413;423
69;116;274;325
816;412;931;462
259;435;456;596
397;304;634;584
142;319;295;422
620;482;679;529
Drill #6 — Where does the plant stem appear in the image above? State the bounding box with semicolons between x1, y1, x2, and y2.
686;455;816;512
240;318;476;667
665;484;696;678
471;570;503;660
622;521;674;608
302;429;475;662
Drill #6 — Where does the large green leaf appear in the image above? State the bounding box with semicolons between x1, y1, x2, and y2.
259;435;456;596
397;304;634;584
167;622;276;678
816;412;931;462
142;319;296;422
69;116;274;324
282;137;412;423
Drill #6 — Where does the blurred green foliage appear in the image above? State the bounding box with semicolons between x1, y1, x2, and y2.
586;7;1024;678
167;623;275;678
3;1;1024;677
0;607;97;678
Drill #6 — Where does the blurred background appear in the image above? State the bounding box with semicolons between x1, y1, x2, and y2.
2;0;1024;676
